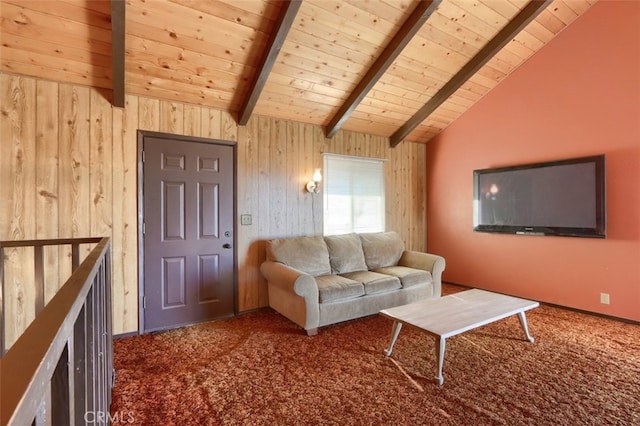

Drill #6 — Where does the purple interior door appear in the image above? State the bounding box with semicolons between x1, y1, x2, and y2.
142;134;235;332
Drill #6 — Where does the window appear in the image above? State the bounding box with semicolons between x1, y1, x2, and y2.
323;154;385;235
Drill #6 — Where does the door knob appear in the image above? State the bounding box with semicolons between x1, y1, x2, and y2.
222;243;232;249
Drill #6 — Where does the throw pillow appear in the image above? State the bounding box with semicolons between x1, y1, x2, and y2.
324;233;368;274
266;236;331;277
360;231;405;269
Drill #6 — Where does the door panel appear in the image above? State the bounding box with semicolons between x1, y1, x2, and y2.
163;257;186;308
163;181;185;240
199;182;219;238
143;134;235;332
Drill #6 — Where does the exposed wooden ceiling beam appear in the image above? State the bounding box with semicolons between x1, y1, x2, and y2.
237;0;302;126
325;0;442;139
390;0;553;147
111;0;125;108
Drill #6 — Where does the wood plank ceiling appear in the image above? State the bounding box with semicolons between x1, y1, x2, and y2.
0;0;596;145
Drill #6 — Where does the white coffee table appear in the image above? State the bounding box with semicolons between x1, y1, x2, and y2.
380;289;539;385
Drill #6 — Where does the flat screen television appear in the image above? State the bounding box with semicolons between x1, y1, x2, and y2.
473;155;606;238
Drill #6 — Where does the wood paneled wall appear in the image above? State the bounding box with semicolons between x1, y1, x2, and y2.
0;72;426;340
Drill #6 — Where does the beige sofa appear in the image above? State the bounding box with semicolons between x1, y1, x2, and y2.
260;231;445;335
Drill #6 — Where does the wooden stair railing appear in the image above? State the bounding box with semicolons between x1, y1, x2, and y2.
0;237;112;425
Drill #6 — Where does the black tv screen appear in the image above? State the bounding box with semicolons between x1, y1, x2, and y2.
473;155;606;238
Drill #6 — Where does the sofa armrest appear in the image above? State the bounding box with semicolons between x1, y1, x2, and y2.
398;251;446;297
260;261;320;333
260;261;318;299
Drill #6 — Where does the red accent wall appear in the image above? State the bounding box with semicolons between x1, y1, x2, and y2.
426;0;640;322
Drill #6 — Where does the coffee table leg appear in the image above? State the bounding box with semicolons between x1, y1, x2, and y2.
384;321;403;356
435;337;446;386
518;311;535;343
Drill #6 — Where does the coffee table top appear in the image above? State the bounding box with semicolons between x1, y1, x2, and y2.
380;289;539;339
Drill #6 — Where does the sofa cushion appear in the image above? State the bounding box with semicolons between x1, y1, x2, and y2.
324;233;368;274
341;271;401;295
266;236;331;277
372;266;432;289
360;231;405;269
315;275;365;303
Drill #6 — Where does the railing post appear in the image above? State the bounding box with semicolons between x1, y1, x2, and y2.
34;391;52;425
105;247;114;395
86;286;96;421
96;265;105;422
67;336;76;426
74;304;87;425
34;245;45;315
71;243;80;271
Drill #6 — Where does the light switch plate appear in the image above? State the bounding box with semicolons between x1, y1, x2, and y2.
240;214;252;225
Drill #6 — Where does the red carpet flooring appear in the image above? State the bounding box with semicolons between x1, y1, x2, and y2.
111;286;639;425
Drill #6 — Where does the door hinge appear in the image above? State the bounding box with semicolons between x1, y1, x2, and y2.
142;150;145;163
143;296;146;309
142;222;146;235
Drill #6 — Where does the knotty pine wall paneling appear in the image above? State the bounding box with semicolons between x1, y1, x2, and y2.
1;74;36;348
35;80;60;302
112;94;138;335
58;83;91;288
0;72;426;341
90;89;113;259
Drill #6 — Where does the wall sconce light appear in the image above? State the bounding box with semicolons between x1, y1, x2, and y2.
306;168;322;194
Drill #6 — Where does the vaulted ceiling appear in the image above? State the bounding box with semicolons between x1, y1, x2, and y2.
1;0;595;145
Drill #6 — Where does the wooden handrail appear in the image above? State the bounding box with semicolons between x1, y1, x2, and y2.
0;237;112;425
0;238;103;248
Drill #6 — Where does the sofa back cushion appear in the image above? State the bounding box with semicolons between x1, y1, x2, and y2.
266;236;331;277
324;233;368;274
359;231;405;269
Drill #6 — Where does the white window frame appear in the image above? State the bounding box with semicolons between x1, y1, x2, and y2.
322;154;386;236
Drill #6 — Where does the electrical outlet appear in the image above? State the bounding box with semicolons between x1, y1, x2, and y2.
600;293;610;305
240;214;252;226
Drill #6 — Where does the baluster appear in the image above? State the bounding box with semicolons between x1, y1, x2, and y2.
71;243;80;272
34;245;45;315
